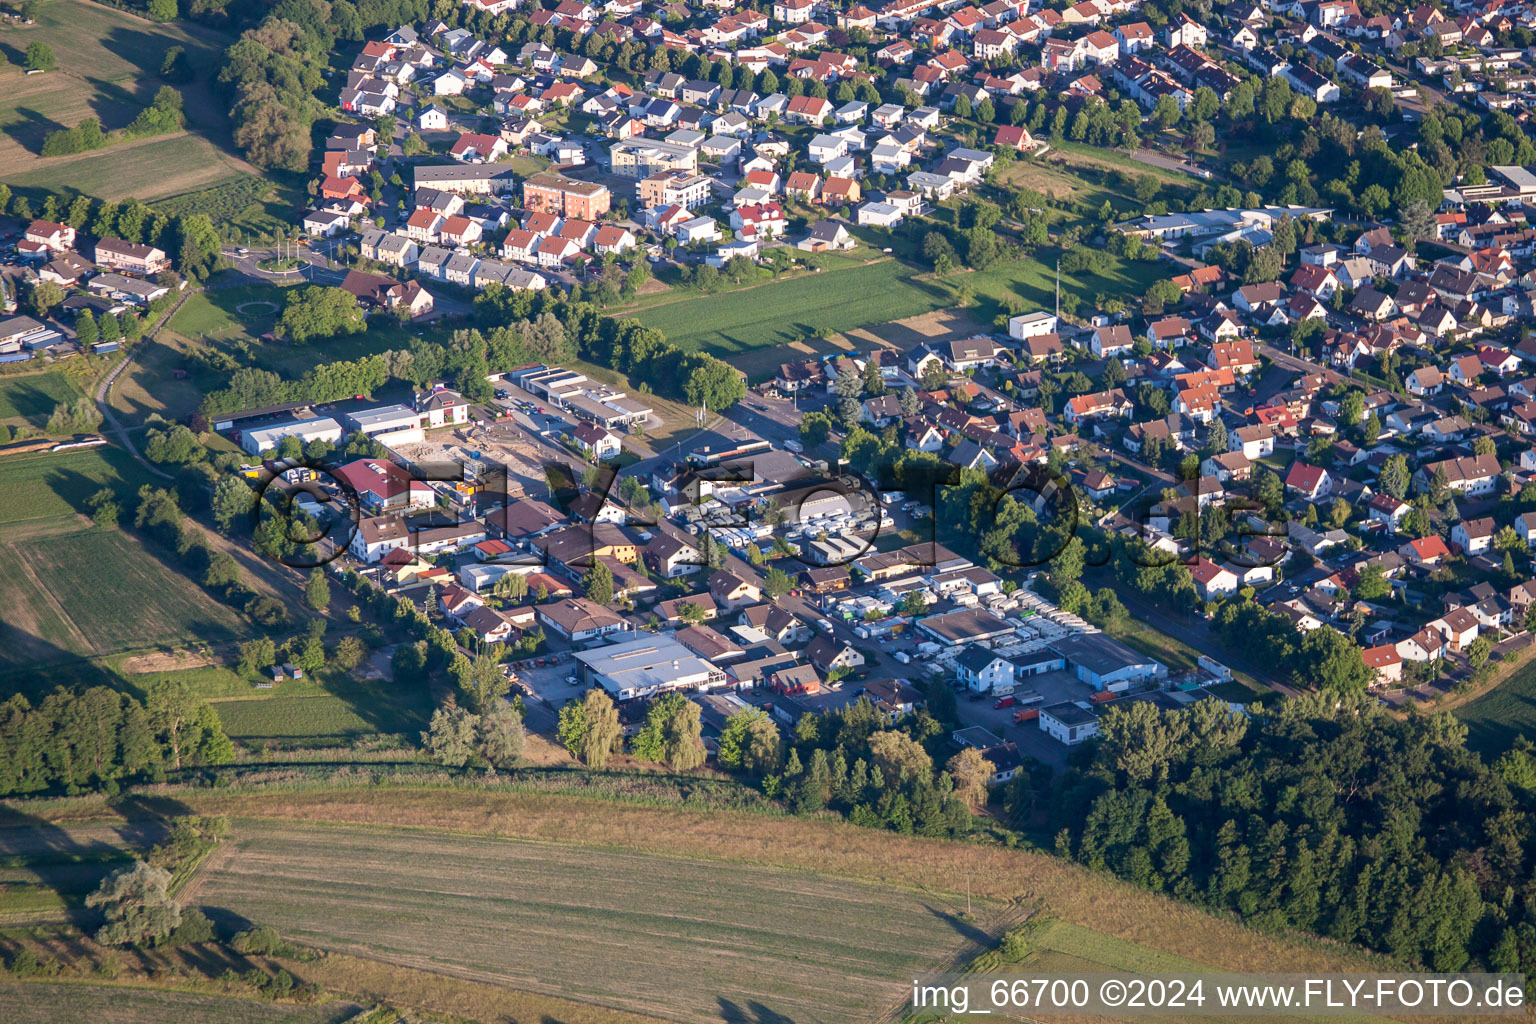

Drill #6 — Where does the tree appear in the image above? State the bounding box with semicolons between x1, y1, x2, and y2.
277;286;366;343
868;730;933;786
946;747;996;810
25;42;55;72
75;310;99;348
1468;636;1493;670
211;476;256;533
202;551;239;588
459;653;509;713
717;708;780;774
176;213;221;281
582;560;615;605
29;280;64;316
477;703;525;768
145;680;231;769
304;567;330;612
332;635;365;670
1379;454;1410;500
763;566;792;599
799;411;832;447
1354;563;1390;601
631;692;706;769
558;688;621;768
146;0;177;21
1400;198;1435;245
237;637;276;674
422;700;477;767
86;861;180;947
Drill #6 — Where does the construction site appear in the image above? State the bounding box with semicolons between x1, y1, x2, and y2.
389;422;557;507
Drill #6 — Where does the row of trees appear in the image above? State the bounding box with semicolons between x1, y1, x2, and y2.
0;682;232;796
40;87;184;157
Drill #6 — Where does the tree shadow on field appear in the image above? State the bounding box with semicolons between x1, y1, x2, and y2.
2;107;69;155
924;903;993;946
0;803;171;932
716;998;797;1024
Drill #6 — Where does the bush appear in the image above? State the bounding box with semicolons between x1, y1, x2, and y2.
231;923;284;956
162;907;215;946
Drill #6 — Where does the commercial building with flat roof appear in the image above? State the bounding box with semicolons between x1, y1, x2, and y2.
915;607;1014;646
1050;633;1165;692
240;416;343;455
1040;702;1098;745
574;635;727;700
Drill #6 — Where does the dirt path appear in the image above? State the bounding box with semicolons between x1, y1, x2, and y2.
93;288;200;480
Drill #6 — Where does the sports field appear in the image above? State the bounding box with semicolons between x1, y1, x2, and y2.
194;820;999;1024
0;983;360;1024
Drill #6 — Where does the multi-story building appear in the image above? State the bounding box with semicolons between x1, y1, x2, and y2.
522;171;612;220
637;170;712;210
93;238;170;275
608;138;698;179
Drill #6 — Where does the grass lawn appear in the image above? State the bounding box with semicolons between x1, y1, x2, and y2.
1456;657;1536;757
0;523;249;671
0;983;360;1024
958;251;1166;329
0;0;242;201
633;257;952;359
208;664;432;743
195;820;1001;1024
0;371;82;429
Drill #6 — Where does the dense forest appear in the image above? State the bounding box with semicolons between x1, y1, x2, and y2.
1051;693;1536;976
0;684;232;795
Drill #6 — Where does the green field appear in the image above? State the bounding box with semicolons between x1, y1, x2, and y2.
0;447;150;526
212;669;431;743
0;820;164;922
0;521;251;672
1456;658;1536;756
634;258;951;358
0;126;250;202
117;278;418;425
0;0;244;200
195;820;1000;1024
0;983;359;1024
0;523;250;670
0;372;82;429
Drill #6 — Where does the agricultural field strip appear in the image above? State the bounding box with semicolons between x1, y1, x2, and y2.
193;820;996;1024
0;981;358;1024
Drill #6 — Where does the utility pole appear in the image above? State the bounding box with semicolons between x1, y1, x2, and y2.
1055;257;1060;321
